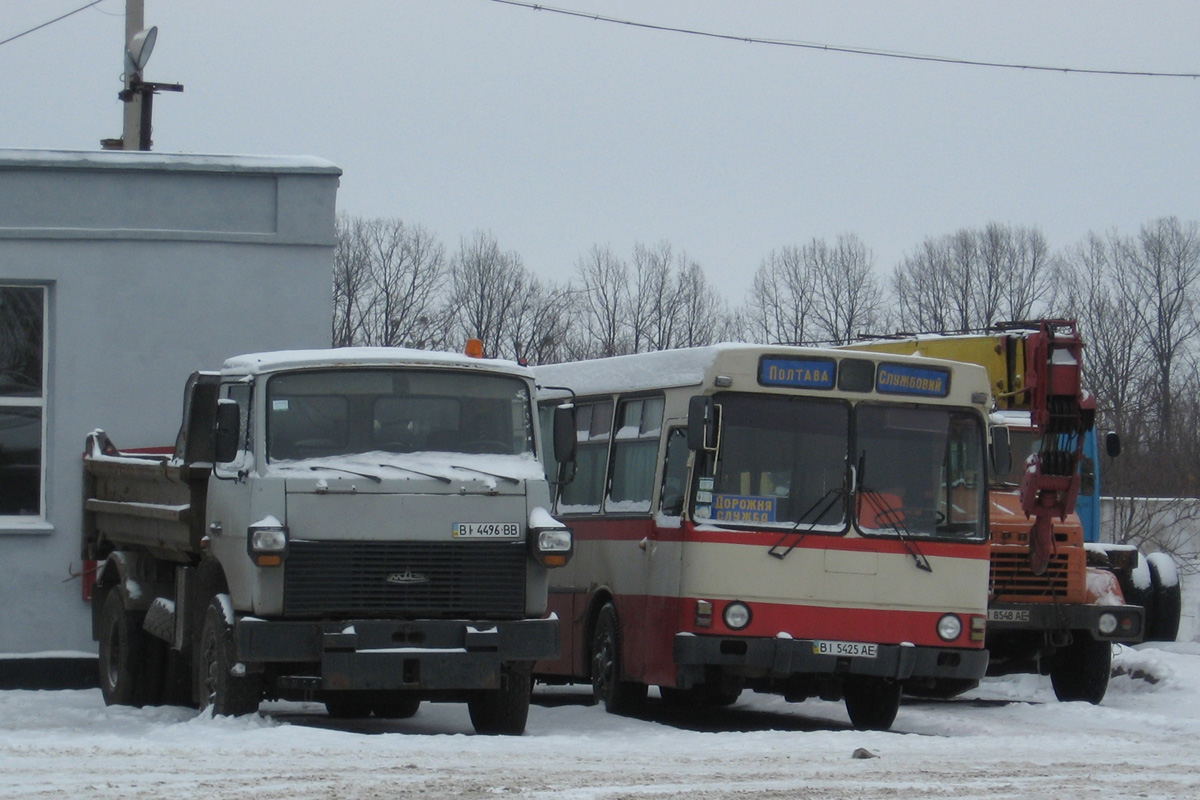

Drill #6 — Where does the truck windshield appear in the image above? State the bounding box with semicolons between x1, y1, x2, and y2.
855;404;986;541
709;394;849;529
265;368;534;462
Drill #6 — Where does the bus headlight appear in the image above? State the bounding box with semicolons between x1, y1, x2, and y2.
723;601;752;631
248;524;288;567
937;614;963;642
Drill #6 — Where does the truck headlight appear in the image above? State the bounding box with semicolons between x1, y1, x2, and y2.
248;524;288;567
531;527;573;567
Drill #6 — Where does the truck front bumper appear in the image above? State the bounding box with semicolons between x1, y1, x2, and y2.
673;634;988;684
987;602;1144;642
236;616;559;691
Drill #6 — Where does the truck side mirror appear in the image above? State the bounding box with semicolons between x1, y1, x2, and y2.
989;425;1012;475
214;399;241;463
553;403;576;464
687;395;717;451
1105;431;1121;458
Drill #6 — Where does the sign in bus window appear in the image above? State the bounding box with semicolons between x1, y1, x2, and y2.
758;356;836;390
709;393;848;529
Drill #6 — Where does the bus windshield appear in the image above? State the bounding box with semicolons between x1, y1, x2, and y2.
855;404;986;541
709;394;849;530
265;368;534;462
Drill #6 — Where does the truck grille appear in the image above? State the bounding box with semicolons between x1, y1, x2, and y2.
284;540;527;620
989;540;1084;603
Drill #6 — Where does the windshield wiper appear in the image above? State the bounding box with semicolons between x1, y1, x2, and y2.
857;451;932;572
375;463;453;484
769;487;845;560
450;464;521;485
307;465;382;483
858;487;933;572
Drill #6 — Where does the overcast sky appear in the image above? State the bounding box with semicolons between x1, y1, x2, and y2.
4;1;1199;303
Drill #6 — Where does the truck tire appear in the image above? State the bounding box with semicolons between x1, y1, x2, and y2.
843;675;901;731
324;693;374;719
1050;635;1110;704
373;693;421;719
1146;554;1182;643
98;589;153;707
467;666;531;735
198;595;262;717
591;603;647;714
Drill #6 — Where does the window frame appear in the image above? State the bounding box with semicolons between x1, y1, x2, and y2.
0;284;49;530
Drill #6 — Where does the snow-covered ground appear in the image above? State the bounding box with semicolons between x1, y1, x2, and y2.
3;643;1198;799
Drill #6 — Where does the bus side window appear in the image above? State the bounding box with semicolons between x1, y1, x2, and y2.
660;427;689;517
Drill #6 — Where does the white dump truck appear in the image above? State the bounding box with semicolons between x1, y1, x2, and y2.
83;346;573;734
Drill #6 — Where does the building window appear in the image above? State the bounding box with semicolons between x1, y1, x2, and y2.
0;286;46;521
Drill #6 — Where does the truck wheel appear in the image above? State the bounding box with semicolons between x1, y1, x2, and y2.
373;693;421;719
843;676;901;731
98;589;152;707
324;693;374;718
1147;554;1182;643
198;595;262;716
591;603;647;714
467;666;531;735
1050;635;1111;704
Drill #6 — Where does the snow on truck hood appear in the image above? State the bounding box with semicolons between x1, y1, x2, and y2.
268;450;544;492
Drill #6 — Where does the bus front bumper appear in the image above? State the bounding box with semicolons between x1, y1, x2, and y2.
673;633;988;683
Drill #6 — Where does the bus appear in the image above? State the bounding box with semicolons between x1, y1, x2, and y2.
533;344;995;730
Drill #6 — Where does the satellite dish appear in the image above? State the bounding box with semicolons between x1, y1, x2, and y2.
126;27;158;74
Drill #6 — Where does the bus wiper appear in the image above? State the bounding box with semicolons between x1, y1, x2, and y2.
375;463;453;484
308;465;382;483
769;487;844;560
859;487;933;573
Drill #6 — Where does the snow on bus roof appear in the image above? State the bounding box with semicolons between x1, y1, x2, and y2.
533;342;993;399
222;347;532;377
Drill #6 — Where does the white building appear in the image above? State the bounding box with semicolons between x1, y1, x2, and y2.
0;150;340;672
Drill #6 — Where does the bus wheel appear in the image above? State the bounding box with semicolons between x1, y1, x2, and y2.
843;676;901;731
98;589;152;707
591;603;647;714
198;594;262;717
468;665;531;735
1050;635;1111;704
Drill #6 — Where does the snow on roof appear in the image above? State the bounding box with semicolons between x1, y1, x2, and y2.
533;344;743;397
222;347;533;378
0;148;340;175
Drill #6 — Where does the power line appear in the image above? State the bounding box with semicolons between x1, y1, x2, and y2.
0;1;108;49
488;0;1200;80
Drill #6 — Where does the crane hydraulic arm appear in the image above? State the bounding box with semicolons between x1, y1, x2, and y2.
1007;320;1096;574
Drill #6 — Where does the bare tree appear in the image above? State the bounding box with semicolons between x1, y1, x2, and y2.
807;233;884;344
742;247;815;344
331;215;447;348
570;245;632;359
446;231;527;360
671;255;727;348
1115;217;1200;452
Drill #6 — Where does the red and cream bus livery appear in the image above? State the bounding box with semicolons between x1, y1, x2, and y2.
534;345;993;730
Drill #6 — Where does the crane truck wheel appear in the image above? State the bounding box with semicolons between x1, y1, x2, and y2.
1050;635;1111;704
97;589;155;707
1146;553;1182;643
198;594;262;717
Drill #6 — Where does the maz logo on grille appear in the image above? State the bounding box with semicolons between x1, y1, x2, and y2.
386;570;430;585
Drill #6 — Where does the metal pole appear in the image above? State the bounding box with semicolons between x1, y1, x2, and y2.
122;0;145;150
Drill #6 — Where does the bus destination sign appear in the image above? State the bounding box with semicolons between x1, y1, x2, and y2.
758;357;836;390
